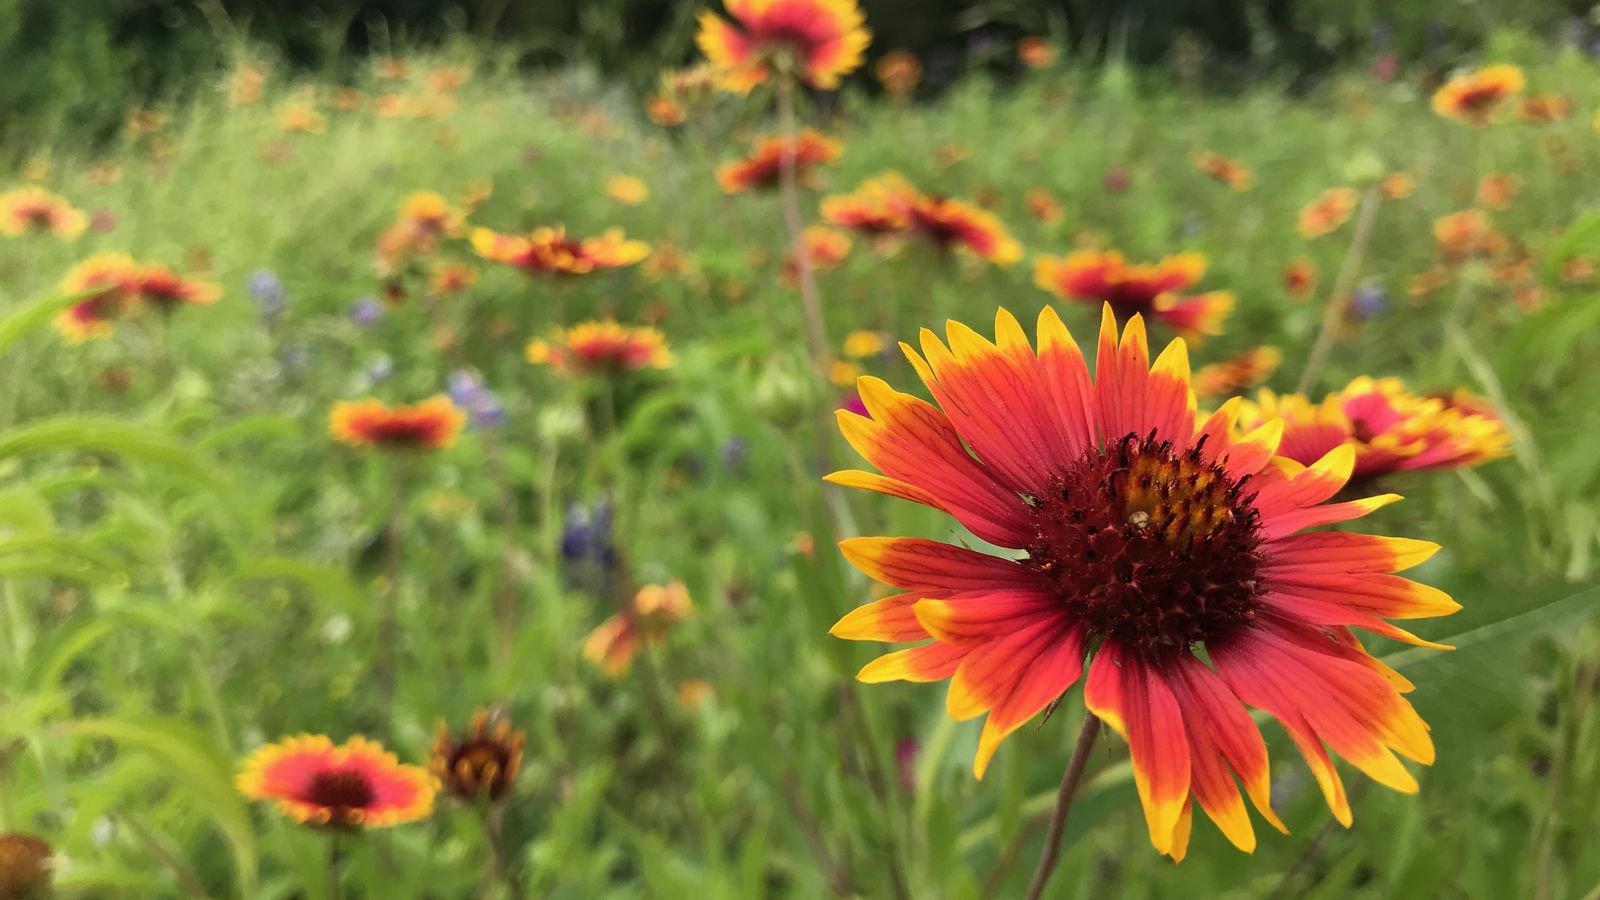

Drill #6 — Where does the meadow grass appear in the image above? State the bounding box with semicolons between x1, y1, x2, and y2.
1;28;1598;899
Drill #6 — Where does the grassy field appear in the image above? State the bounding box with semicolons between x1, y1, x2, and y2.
1;23;1599;899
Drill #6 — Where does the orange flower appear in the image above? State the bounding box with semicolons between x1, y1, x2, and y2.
376;191;463;270
1284;258;1317;301
526;319;672;376
1407;266;1453;298
820;171;918;235
1379;172;1414;200
785;225;853;283
875;49;922;100
1475;173;1521;210
332;88;363;111
54;253;140;342
904;194;1022;264
1237;378;1510;479
471;226;648;276
647;94;687;126
329;396;465;451
227;61;267;107
1431;64;1525;125
429;261;478;295
583;581;693;676
1432;209;1494;262
426;66;471;94
430;710;524;803
1024;188;1063;224
1519;94;1574;123
1193;346;1282;397
696;0;871;93
717;130;842;194
831;307;1456;859
606;175;649;205
1298;187;1358;238
1034;248;1234;338
1017;36;1056;69
278;103;326;134
237;735;435;829
1192;151;1254;191
134;263;221;311
0;187;88;239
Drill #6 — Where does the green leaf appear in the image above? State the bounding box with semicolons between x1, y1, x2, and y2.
0;416;222;487
53;717;258;896
0;291;79;358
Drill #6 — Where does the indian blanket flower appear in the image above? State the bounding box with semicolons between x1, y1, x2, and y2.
1034;248;1234;338
1476;174;1521;210
1238;377;1511;479
1431;64;1525;125
1194;345;1282;397
471;226;649;276
1298;187;1359;239
875;49;922;101
1025;188;1063;224
376;191;463;270
583;581;694;676
606;175;649;205
1192;152;1254;191
1432;209;1495;263
785;225;852;284
430;709;525;802
134;263;221;312
0;833;52;898
54;253;139;342
526;320;672;376
904;194;1023;265
820;171;918;235
716;130;842;194
695;0;871;93
1284;258;1317;300
0;187;88;239
237;735;436;828
1017;36;1056;69
1519;94;1574;123
1379;172;1415;200
430;261;478;296
329;395;466;451
844;329;884;359
829;307;1457;859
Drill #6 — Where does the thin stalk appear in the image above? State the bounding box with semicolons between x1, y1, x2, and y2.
156;309;176;395
1294;186;1382;395
775;74;830;376
326;831;346;900
480;805;525;900
1023;713;1103;900
375;458;409;732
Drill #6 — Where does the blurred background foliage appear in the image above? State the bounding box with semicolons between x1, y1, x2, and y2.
2;0;1597;145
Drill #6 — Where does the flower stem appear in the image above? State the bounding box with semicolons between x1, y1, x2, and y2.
1294;186;1381;396
480;805;525;900
326;831;345;900
775;74;830;377
1023;712;1102;900
375;458;409;734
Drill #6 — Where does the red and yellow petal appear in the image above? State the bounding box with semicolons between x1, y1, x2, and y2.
1085;642;1192;854
838;537;1042;596
1095;307;1196;445
829;593;927;642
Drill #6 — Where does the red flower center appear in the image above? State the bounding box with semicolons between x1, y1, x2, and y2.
1024;433;1262;655
304;770;376;811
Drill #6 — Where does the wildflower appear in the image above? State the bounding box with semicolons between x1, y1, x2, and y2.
526;320;672;376
1298;187;1358;238
1192;152;1254;191
351;297;385;327
1379;172;1414;200
560;500;616;568
87;163;123;186
895;740;919;792
459;179;493;211
332;88;363;111
54;253;139;342
445;370;506;429
1193;346;1282;397
646;95;687;126
830;307;1458;859
821;172;918;235
123;108;165;137
1103;167;1131;193
1432;209;1494;263
237;735;435;828
1407;266;1453;298
0;187;88;239
426;66;471;94
1017;36;1056;69
1350;282;1389;319
784;226;852;284
1284;258;1317;300
1475;174;1521;210
1238;377;1510;479
376;191;463;270
1034;248;1234;338
430;710;524;803
831;359;862;387
583;582;694;676
1519;94;1574;123
278;103;326;134
375;57;410;80
1025;188;1063;224
696;0;871;93
0;833;52;898
606;175;649;205
1431;64;1525;125
329;396;466;450
429;261;478;296
717;130;842;194
248;269;288;326
678;680;716;709
875;49;922;101
903;194;1022;264
472;226;648;276
843;330;884;359
227;61;267;106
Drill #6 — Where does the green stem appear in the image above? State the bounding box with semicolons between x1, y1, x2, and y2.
480;805;525;899
1023;713;1102;900
1295;186;1381;395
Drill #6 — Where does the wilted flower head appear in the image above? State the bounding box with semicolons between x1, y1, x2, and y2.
1431;64;1525;125
430;709;525;803
526;320;672;376
1033;248;1233;338
0;833;52;899
696;0;871;93
237;735;435;829
717;130;842;194
0;187;88;239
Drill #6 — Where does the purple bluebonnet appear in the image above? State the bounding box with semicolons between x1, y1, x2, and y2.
560;500;616;569
248;269;288;327
1351;283;1388;319
350;296;385;326
720;437;748;472
447;370;507;430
